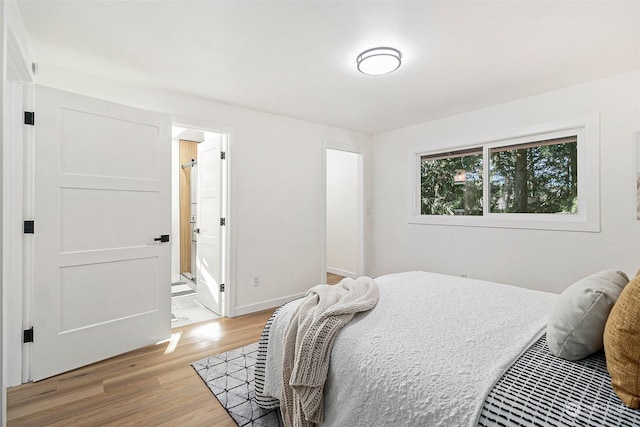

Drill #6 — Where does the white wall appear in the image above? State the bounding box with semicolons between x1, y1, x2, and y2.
34;64;371;316
371;70;640;294
326;149;359;277
0;3;5;421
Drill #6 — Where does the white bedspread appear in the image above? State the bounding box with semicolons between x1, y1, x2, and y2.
263;271;557;427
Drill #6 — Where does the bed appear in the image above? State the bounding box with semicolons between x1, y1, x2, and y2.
254;271;640;427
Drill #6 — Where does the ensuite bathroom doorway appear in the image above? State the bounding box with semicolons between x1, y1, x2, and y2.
171;126;228;327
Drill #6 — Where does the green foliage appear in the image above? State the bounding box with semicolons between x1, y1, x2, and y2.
420;154;483;215
489;142;577;214
420;140;577;216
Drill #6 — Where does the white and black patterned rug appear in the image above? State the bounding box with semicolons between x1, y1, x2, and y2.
191;342;283;427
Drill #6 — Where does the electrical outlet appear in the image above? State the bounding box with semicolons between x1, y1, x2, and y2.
253;276;260;287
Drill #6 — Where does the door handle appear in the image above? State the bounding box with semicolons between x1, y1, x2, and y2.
154;234;170;243
194;228;200;234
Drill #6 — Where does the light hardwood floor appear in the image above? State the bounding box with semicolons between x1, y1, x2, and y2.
7;273;345;426
326;272;345;285
7;309;274;426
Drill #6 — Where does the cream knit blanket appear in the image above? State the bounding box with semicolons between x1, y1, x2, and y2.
281;277;379;427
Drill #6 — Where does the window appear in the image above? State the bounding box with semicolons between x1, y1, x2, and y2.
489;136;577;214
420;148;483;216
410;115;599;231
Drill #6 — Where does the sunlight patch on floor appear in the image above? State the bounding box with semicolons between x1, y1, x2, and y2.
163;332;182;355
190;322;223;345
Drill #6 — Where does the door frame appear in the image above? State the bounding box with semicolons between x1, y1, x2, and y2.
4;23;35;386
322;142;366;283
172;118;233;318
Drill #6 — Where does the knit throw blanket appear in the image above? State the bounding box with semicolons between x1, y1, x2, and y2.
281;277;379;427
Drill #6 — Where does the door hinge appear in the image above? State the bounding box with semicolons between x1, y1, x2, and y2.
220;283;225;292
23;327;34;343
24;111;35;126
220;218;226;226
23;220;34;234
221;151;226;160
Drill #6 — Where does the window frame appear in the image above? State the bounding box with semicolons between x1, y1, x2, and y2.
408;114;600;232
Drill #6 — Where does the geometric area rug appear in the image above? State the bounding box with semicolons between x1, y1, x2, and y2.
191;342;283;427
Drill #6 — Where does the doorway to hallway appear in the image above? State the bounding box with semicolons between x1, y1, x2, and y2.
325;147;364;280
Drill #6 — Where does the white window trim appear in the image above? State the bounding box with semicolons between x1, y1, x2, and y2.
407;114;600;232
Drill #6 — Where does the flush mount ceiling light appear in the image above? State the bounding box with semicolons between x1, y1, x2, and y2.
356;47;402;75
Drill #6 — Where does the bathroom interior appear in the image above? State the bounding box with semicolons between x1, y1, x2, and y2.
171;126;225;327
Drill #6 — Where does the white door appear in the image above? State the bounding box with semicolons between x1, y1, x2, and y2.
195;134;222;315
31;86;171;381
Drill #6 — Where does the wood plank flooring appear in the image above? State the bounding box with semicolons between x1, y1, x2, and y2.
7;309;274;426
7;273;345;426
326;272;345;285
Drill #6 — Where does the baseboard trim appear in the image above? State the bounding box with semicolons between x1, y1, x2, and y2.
234;292;306;317
327;267;357;278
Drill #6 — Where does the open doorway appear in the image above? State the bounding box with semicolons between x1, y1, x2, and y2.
325;147;364;283
171;126;228;327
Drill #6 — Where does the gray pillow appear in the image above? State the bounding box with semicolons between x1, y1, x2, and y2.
547;270;629;361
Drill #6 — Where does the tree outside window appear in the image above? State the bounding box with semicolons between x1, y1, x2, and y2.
419;135;578;216
489;136;577;214
420;149;483;216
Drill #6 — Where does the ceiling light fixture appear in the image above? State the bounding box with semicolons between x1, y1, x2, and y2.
356;47;402;75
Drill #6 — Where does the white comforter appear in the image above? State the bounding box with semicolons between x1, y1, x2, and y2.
263;271;557;427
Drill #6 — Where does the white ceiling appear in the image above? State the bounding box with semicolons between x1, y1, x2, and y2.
17;1;640;135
